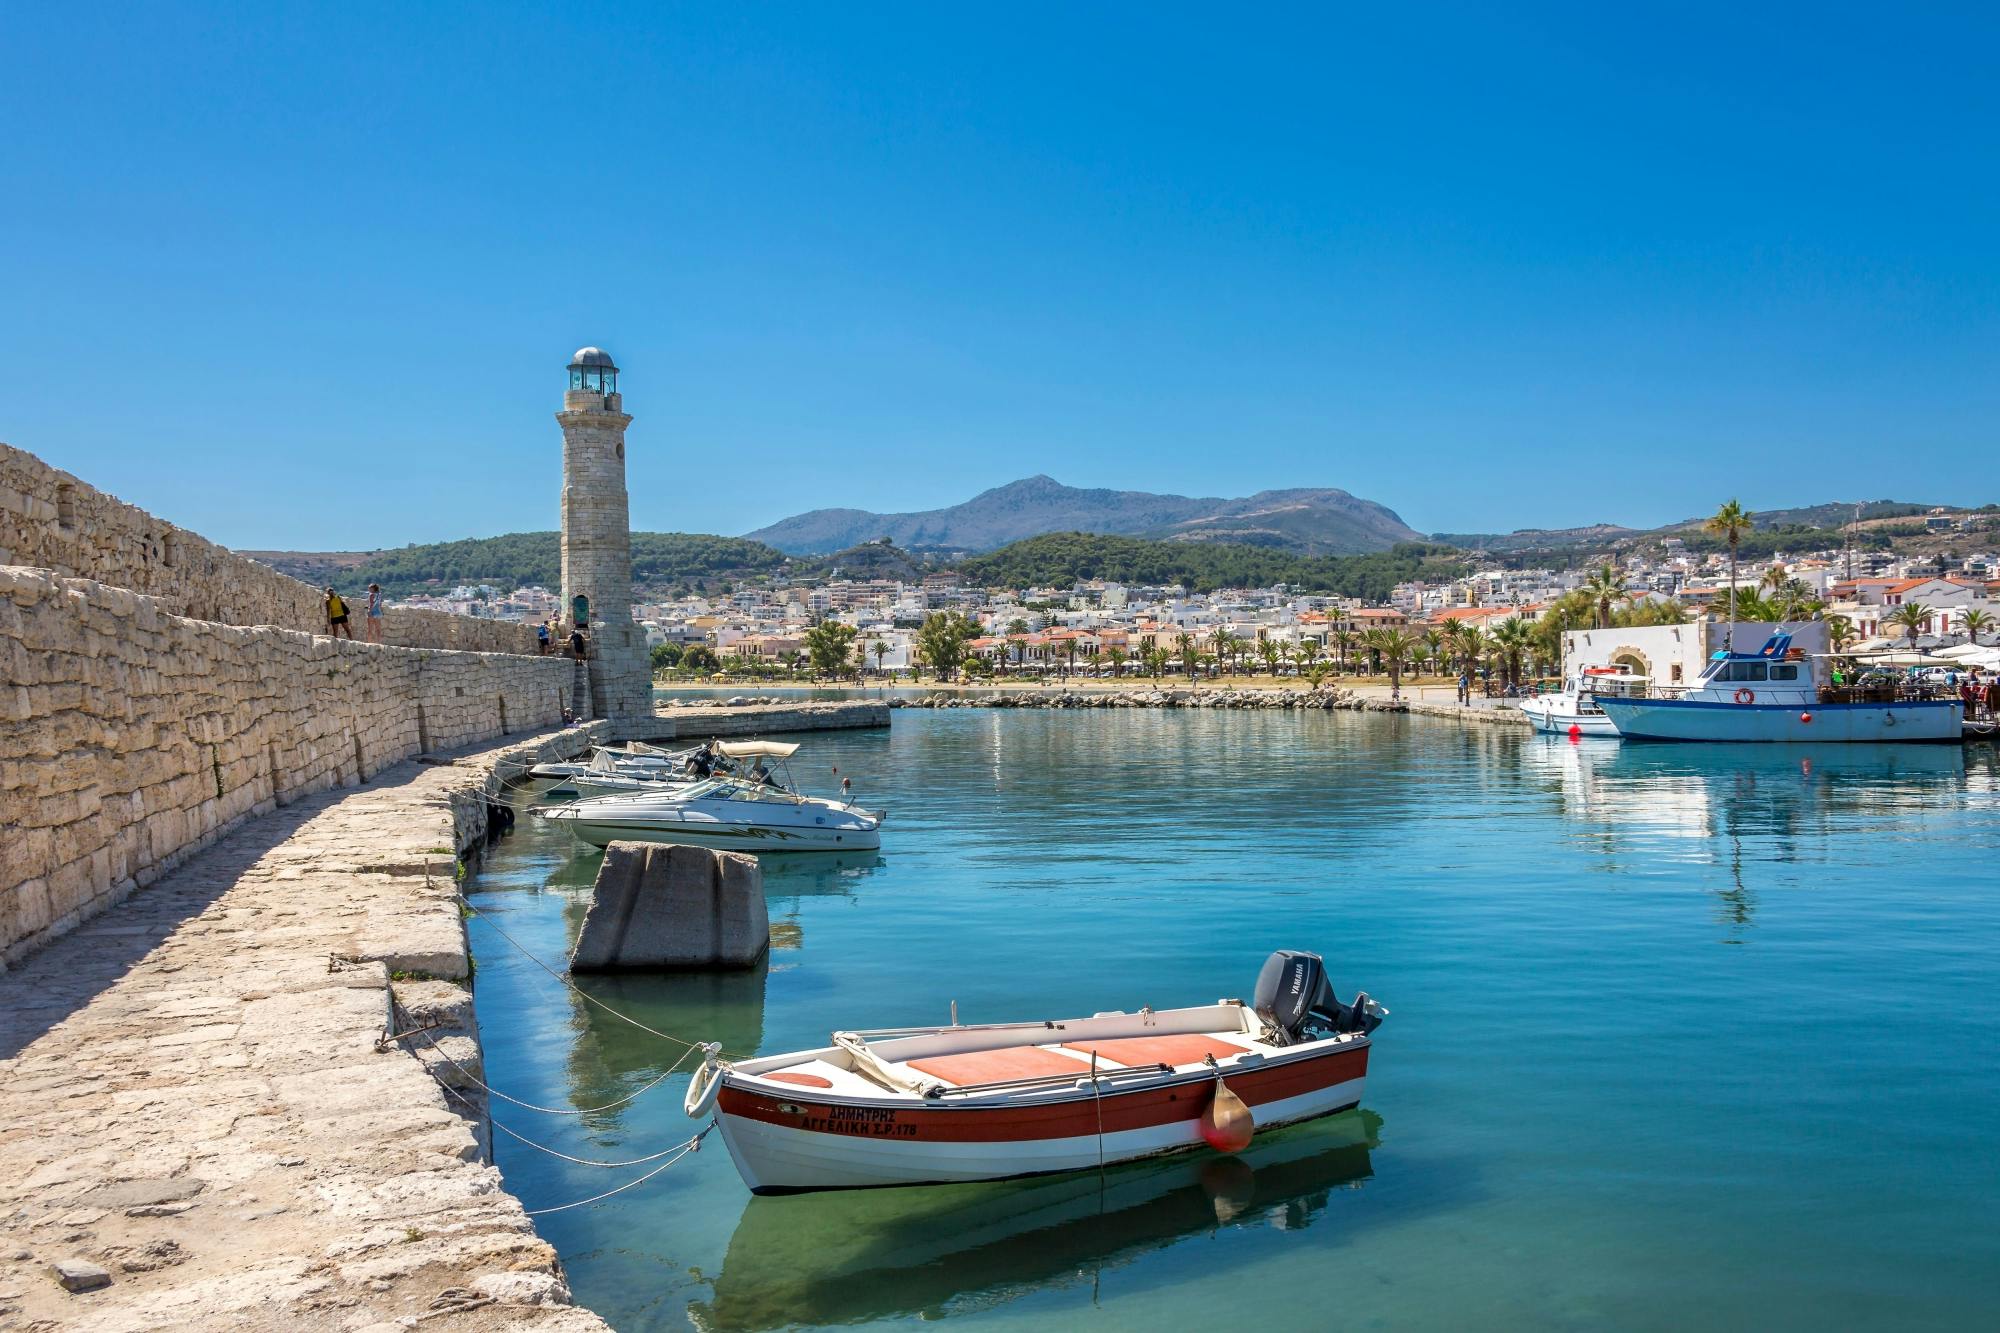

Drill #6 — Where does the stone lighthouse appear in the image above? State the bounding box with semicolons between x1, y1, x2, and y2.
558;346;651;725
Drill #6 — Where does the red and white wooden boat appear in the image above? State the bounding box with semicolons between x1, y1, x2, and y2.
685;950;1385;1194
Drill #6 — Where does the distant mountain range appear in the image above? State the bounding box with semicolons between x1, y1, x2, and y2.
1436;500;1947;554
742;475;1426;556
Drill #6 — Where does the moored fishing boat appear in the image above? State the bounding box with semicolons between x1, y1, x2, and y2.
1594;631;1962;742
1519;665;1648;737
687;950;1384;1194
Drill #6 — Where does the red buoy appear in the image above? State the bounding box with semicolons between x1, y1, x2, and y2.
1200;1078;1255;1153
1799;712;1812;724
1567;724;1582;742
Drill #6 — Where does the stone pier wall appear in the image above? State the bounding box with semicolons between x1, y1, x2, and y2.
0;443;539;654
1;566;575;968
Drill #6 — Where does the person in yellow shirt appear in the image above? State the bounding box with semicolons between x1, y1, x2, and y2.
324;587;353;639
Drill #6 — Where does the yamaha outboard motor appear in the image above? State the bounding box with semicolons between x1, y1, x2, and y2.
1253;949;1385;1044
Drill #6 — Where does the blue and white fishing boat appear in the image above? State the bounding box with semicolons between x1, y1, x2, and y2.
1593;631;1962;743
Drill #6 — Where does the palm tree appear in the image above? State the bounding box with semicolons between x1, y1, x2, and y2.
1257;638;1281;678
871;639;889;678
1357;628;1385;675
1490;616;1534;689
1888;602;1933;648
1960;608;1994;646
1421;628;1444;677
1582;564;1625;629
1439;621;1467;674
1211;629;1239;677
1334;629;1357;674
1705;499;1755;639
1774;580;1822;623
1373;628;1416;695
1458;626;1489;680
1107;645;1128;678
1825;614;1855;653
1174;631;1197;680
1297;639;1322;674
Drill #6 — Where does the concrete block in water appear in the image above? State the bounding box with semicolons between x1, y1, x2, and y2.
569;841;769;971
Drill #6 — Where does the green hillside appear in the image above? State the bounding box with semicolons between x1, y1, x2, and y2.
263;531;789;598
955;532;1467;601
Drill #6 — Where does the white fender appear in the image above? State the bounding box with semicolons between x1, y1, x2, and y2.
684;1043;725;1119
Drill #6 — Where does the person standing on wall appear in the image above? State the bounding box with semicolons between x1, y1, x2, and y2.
363;583;384;644
536;621;551;655
325;587;352;639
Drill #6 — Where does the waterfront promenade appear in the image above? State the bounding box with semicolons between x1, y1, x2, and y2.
0;729;610;1333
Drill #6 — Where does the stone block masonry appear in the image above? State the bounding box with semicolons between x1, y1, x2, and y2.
0;729;613;1332
1;566;575;969
570;843;769;971
0;443;539;655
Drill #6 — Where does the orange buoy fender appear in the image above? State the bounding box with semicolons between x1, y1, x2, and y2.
1800;712;1812;724
1201;1077;1255;1153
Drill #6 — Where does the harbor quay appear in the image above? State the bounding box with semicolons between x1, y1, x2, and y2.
0;354;897;1328
0;727;613;1332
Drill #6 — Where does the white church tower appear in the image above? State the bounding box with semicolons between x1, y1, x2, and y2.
558;346;651;724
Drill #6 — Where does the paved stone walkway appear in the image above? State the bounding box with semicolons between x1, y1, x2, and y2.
0;730;612;1332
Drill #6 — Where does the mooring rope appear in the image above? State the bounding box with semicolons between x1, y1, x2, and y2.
454;892;731;1055
408;1018;697;1116
523;1126;716;1216
427;1071;706;1170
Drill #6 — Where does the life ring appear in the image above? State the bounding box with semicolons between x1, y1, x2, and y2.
684;1043;725;1119
1733;687;1756;705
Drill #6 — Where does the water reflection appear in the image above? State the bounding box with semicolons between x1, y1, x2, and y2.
762;852;885;903
562;965;771;1118
692;1110;1381;1331
1515;740;1970;940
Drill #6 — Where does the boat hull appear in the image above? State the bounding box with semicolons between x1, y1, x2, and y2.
1595;697;1962;743
714;1042;1367;1193
558;817;879;852
1518;698;1620;736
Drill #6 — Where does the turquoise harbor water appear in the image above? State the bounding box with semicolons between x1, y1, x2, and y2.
468;710;2000;1331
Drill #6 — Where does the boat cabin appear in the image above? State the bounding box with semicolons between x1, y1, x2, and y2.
1684;632;1818;705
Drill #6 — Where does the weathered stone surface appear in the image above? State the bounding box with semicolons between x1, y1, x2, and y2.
639;698;890;738
50;1258;110;1292
557;387;652;726
570;842;768;971
0;729;613;1332
1;566;579;967
0;442;539;654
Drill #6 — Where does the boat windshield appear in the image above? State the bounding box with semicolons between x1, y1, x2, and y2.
680;778;797;804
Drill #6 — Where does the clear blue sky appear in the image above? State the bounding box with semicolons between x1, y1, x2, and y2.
3;3;1995;550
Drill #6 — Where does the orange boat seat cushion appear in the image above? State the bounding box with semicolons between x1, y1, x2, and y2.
1062;1034;1249;1068
764;1071;834;1088
906;1046;1093;1087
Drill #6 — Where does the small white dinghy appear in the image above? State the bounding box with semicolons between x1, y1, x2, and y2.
527;742;697;780
687;950;1384;1194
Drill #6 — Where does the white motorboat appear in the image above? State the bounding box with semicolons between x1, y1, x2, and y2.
538;779;882;851
526;741;697;780
1594;631;1963;742
1518;666;1649;737
685;950;1383;1195
537;741;880;852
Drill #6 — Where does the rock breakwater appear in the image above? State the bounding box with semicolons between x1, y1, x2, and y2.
889;688;1400;711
